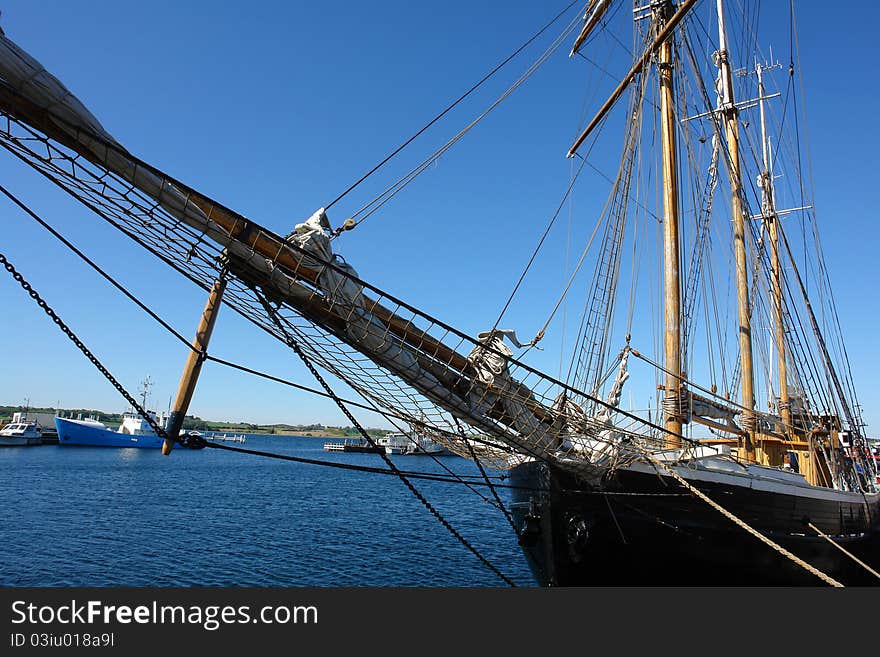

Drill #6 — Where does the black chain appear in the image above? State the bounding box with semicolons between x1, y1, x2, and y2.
0;251;168;439
0;240;517;586
457;418;519;536
256;294;517;587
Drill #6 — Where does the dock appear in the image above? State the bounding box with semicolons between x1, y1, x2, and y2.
323;439;383;454
204;432;246;444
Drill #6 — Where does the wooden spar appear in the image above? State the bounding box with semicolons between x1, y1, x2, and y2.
0;83;476;381
0;76;561;445
0;87;449;370
715;0;756;458
227;252;558;427
162;276;226;455
657;3;683;448
569;0;613;58
0;74;556;452
757;63;792;436
148;189;478;378
567;0;698;159
0;51;571;449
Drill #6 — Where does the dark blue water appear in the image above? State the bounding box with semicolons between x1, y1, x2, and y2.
0;435;534;587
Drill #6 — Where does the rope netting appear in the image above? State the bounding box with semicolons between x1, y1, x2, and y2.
0;100;679;474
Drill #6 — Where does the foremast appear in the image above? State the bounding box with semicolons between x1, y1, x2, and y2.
714;0;757;459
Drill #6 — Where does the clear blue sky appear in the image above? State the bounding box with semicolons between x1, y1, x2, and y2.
0;1;878;432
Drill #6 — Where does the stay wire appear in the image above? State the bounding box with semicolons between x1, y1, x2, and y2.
323;0;582;212
0;181;194;351
341;10;583;232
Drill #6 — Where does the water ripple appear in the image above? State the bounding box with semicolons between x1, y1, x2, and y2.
0;436;534;587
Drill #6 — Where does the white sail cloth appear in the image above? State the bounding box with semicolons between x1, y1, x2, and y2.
290;213;558;452
288;209;455;402
465;330;555;449
553;348;630;462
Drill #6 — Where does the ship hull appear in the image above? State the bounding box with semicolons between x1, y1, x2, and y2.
55;417;163;448
510;459;880;586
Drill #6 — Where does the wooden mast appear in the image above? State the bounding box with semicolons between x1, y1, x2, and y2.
656;1;683;448
162;276;227;455
715;0;756;459
757;63;792;438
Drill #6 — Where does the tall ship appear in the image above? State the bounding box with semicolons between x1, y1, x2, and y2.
0;1;876;585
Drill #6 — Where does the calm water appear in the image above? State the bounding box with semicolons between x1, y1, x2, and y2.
0;435;534;587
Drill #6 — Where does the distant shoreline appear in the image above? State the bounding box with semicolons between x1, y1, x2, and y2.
0;404;389;438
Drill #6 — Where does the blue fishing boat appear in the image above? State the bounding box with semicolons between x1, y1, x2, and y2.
55;377;167;448
55;411;165;448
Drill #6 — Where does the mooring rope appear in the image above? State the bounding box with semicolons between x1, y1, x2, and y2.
642;453;844;587
806;522;880;582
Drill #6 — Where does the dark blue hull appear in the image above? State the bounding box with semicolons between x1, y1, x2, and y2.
55;417;163;448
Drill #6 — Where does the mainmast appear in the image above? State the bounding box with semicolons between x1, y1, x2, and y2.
655;0;684;448
756;62;792;436
715;0;756;456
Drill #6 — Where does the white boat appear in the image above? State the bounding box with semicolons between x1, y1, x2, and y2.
404;434;450;456
0;420;43;446
377;431;450;456
377;432;409;454
323;438;384;453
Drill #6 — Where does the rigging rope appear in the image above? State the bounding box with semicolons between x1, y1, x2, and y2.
335;6;584;235
323;0;582;212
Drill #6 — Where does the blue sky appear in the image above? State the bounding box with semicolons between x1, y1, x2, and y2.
0;1;878;432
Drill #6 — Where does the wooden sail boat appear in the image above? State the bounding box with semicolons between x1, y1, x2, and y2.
0;1;876;585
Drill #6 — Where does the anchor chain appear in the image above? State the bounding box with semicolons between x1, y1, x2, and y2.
0;250;168;439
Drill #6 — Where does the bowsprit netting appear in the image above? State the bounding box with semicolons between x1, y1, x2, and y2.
0;31;683;477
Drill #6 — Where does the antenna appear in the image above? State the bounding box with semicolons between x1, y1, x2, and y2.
139;375;153;410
